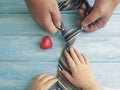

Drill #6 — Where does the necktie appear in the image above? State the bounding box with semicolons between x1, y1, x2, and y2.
56;0;92;90
57;23;84;90
58;0;92;12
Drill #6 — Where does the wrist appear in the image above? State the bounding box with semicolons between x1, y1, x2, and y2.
84;81;104;90
88;83;103;90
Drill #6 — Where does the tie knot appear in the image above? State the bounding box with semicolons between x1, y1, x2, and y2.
61;28;83;46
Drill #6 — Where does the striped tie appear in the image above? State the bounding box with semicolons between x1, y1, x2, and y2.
57;0;92;90
58;0;92;12
57;23;83;90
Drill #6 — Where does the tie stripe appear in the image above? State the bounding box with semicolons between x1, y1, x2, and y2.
58;0;88;11
57;0;92;89
57;28;83;90
64;29;83;43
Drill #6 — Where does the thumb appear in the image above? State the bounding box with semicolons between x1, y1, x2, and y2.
50;4;61;29
81;9;101;27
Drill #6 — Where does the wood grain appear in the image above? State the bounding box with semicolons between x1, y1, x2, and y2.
0;35;119;63
0;62;120;89
0;0;120;14
0;0;120;90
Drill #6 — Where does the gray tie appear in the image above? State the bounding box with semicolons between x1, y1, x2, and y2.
58;0;92;13
56;0;92;90
57;23;83;90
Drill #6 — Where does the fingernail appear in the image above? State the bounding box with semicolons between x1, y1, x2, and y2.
84;26;89;31
73;48;76;51
56;22;61;29
70;47;72;50
64;50;67;54
64;49;69;53
64;49;67;52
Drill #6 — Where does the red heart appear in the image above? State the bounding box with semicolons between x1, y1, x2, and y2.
40;36;53;49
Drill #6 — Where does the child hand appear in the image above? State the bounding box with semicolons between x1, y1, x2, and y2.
29;74;58;90
61;48;103;90
25;0;61;34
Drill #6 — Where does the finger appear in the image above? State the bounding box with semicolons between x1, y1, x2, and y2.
78;4;87;25
69;48;80;65
53;89;57;90
85;22;98;32
35;74;47;81
81;3;87;11
75;50;85;64
41;13;58;34
65;51;76;69
45;78;58;89
39;75;56;84
50;4;61;28
61;70;73;83
81;9;100;27
85;18;105;32
81;54;89;65
80;3;87;19
79;9;85;20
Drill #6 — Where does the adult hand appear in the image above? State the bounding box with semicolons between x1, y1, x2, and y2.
62;48;103;90
25;0;61;34
79;0;120;32
29;74;58;90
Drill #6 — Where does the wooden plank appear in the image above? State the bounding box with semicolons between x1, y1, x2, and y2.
0;35;119;63
0;1;120;90
0;14;78;35
0;0;28;14
0;35;64;62
0;0;120;14
90;63;120;89
0;62;120;89
0;14;120;36
0;62;58;90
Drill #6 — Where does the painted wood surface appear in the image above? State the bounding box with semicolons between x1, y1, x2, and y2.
0;0;120;90
0;0;120;14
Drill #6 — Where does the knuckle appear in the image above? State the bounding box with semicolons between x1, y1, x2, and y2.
86;18;93;23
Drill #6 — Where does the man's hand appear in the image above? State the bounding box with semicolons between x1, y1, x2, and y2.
62;48;103;90
29;74;58;90
25;0;61;34
79;0;120;32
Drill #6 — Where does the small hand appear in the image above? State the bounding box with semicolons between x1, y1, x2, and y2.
62;48;103;90
29;74;58;90
25;0;61;34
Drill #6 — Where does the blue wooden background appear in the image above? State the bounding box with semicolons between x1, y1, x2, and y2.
0;0;120;90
